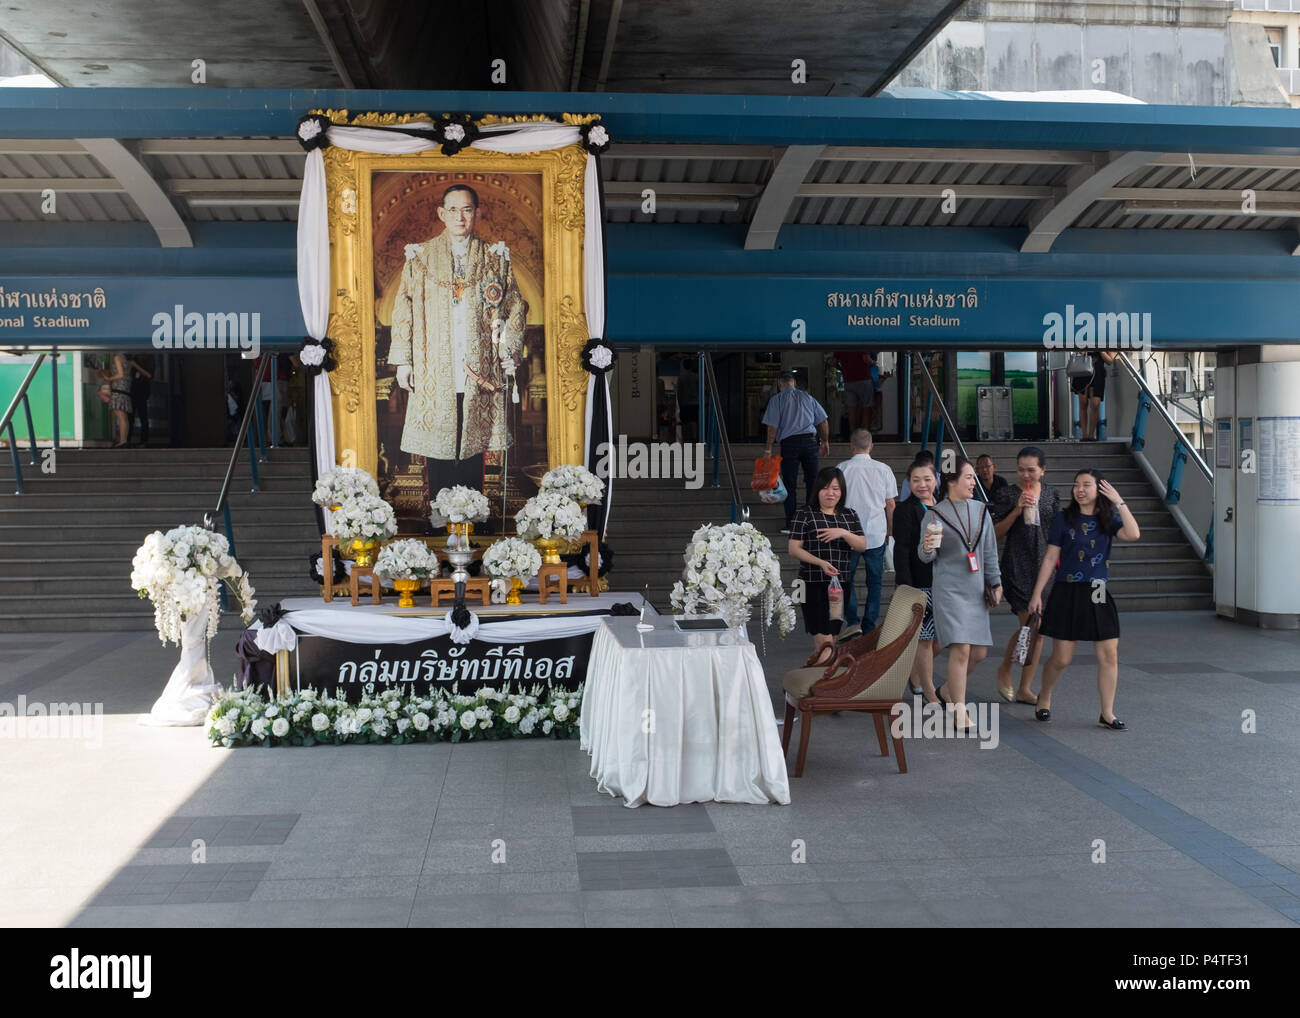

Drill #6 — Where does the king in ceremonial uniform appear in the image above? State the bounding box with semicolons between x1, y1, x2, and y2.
390;184;527;495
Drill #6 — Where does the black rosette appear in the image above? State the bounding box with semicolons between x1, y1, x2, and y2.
579;119;612;155
450;603;473;630
581;337;616;375
298;336;336;376
435;113;480;156
561;540;614;578
295;113;333;152
257;602;288;628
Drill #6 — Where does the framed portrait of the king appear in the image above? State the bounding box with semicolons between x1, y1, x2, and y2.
320;114;590;535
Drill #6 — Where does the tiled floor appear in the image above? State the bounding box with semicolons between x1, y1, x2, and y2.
0;611;1298;927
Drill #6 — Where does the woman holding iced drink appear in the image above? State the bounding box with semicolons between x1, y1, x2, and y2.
990;446;1061;704
918;456;1002;730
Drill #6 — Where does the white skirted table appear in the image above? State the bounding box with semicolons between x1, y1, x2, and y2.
580;617;791;808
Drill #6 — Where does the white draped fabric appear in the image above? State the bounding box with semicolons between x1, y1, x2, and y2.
252;594;640;649
296;118;610;535
137;615;218;727
580;618;792;807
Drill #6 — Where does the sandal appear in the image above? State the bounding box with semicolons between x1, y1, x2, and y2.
1034;708;1051;722
1098;714;1128;731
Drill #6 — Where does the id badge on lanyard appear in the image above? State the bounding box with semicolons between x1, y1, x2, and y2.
967;552;980;573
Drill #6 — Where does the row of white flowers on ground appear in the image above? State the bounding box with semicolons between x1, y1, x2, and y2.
206;682;582;747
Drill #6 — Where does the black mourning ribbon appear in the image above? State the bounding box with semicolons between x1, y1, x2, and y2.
450;604;473;630
257;602;289;629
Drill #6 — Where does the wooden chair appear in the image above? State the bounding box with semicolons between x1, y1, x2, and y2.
781;585;927;777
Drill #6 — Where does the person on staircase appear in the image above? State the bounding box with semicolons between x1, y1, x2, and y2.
97;352;132;448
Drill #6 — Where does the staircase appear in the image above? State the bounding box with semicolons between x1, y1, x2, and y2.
607;439;1213;613
0;447;321;632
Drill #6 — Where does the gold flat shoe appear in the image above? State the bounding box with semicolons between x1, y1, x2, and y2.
997;685;1015;703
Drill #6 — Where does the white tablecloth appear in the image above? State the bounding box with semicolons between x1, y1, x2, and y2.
580;618;791;807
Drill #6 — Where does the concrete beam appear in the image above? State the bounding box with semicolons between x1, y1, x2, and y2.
799;182;1055;200
744;145;823;251
76;137;191;248
1022;150;1155;254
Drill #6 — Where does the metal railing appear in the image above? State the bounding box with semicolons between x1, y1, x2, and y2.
205;354;274;564
910;352;987;502
699;351;748;523
1112;353;1213;562
1;353;48;494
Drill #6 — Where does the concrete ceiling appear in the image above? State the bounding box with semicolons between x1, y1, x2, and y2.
0;0;966;94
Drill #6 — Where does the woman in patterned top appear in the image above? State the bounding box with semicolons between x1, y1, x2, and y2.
1027;469;1141;730
990;446;1061;705
787;466;867;657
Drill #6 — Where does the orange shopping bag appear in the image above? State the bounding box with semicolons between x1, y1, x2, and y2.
751;455;782;491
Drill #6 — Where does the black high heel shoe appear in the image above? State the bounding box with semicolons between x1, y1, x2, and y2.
1098;714;1127;731
1034;707;1051;722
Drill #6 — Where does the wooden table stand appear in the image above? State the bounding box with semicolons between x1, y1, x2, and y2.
429;577;491;607
537;563;568;604
349;565;382;606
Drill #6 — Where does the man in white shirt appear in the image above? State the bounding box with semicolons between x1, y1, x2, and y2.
837;428;897;633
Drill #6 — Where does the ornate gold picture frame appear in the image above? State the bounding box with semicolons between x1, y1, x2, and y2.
319;111;590;531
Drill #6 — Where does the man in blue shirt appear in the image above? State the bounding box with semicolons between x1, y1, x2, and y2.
762;371;830;532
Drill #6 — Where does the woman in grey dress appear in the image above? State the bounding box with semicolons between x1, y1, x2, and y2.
919;456;1002;730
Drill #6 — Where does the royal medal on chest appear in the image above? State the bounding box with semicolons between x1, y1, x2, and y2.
451;277;467;304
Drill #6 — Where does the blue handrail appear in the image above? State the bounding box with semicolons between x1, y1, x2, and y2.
1;354;47;495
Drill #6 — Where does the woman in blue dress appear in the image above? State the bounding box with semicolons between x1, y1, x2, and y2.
1028;469;1141;729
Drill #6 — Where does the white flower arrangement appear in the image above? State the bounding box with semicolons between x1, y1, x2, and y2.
312;466;379;508
130;525;257;645
540;463;604;505
374;539;439;581
482;537;543;581
431;485;491;524
332;493;397;543
669;522;797;637
205;682;583;747
514;491;587;542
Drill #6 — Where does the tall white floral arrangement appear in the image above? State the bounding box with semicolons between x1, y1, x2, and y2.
130;525;257;644
482;537;543;580
515;491;587;542
333;493;397;542
669;522;796;636
431;485;491;525
374;539;439;581
540;464;604;505
312;466;379;507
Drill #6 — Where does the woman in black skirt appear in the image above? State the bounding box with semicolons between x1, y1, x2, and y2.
788;466;867;658
893;458;941;703
1027;469;1140;729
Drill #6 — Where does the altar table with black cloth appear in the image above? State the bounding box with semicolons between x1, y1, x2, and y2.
238;595;646;703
